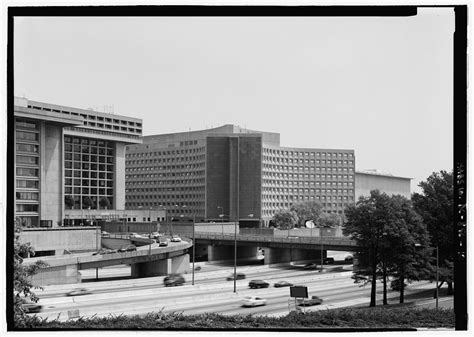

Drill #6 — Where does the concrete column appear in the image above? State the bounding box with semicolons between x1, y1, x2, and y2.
40;123;63;226
114;143;126;210
131;254;190;278
264;247;293;265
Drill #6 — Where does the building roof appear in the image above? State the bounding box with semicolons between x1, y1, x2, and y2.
356;169;412;180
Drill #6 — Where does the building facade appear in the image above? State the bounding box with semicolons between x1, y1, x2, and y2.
14;97;143;231
125;125;356;226
355;169;412;200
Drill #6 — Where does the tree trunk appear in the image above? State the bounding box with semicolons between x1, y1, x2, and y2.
370;270;377;307
399;275;405;304
382;266;388;305
447;281;453;295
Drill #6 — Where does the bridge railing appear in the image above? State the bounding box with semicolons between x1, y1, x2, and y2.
193;232;356;246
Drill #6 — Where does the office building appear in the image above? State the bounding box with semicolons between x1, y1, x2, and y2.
125;125;356;226
355;169;412;200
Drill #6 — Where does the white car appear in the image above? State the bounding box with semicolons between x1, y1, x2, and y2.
241;296;267;307
170;236;182;242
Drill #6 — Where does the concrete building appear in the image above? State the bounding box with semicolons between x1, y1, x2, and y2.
355;169;412;200
13;97;147;255
125;125;356;227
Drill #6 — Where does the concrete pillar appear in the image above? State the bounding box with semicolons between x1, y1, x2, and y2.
114;143;126;210
131;254;190;278
264;247;293;265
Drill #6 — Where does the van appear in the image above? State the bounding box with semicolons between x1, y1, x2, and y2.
164;274;185;287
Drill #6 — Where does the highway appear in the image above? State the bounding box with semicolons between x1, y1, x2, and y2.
31;262;443;322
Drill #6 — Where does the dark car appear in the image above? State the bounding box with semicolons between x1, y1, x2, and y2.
66;288;92;296
248;280;270;289
21;299;42;313
303;263;317;270
118;244;137;253
164;274;185;287
323;257;335;264
297;295;323;306
226;272;246;281
274;281;293;288
344;255;353;263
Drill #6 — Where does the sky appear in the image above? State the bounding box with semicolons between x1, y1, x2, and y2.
12;7;455;193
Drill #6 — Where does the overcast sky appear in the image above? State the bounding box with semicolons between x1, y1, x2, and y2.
13;8;454;193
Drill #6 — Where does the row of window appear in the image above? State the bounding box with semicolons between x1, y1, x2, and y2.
126;171;205;179
263;148;353;158
65;178;113;187
16;167;39;177
127;194;204;200
16;143;39;153
264;166;353;174
126;147;205;158
65;170;113;179
126;179;205;187
263;189;354;196
16;191;39;200
126;186;204;192
16;204;39;212
64;126;141;140
16;131;39;142
263;195;354;201
65;160;114;169
16;120;38;130
64;187;114;196
16;155;39;165
16;179;39;189
263;158;354;166
29;104;142;129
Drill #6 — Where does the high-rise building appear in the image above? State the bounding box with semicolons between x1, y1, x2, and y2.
125;125;356;226
14;97;143;229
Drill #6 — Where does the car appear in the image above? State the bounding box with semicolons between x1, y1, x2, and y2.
170;236;182;242
66;288;92;296
241;296;267;307
323;257;335;264
159;241;168;247
226;272;246;281
303;263;317;270
92;248;115;255
101;231;110;237
163;274;185;287
21;299;42;313
248;280;270;289
149;232;162;239
344;255;353;262
118;244;137;252
297;295;323;306
274;281;293;288
130;233;147;239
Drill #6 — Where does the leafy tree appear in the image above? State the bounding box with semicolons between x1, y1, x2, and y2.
272;209;298;229
99;197;111;209
318;212;344;228
64;195;74;209
289;201;323;227
82;196;94;209
412;170;454;295
13;218;47;324
383;195;432;304
343;190;393;307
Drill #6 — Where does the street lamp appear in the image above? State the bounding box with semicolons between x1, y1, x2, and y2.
217;206;224;222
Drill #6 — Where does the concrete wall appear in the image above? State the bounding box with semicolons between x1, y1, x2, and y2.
355;172;411;200
31;264;81;286
114;143;126;209
40;123;63;226
20;227;100;255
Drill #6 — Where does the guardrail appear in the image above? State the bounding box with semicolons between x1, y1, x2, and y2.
193;232;356;246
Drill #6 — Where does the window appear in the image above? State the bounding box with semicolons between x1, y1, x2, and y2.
16;204;39;212
16;143;38;153
16;120;38;129
16;180;39;189
16;131;39;141
16;155;38;165
16;167;38;177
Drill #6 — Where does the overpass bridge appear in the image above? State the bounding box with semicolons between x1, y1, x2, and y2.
23;240;192;286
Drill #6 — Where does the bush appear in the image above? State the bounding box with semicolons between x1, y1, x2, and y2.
16;307;454;330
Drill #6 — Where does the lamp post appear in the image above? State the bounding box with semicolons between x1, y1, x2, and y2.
217;206;224;222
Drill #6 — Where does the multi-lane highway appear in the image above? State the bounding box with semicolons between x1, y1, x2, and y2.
31;262;442;322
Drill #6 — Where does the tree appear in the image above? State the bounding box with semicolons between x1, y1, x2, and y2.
318;212;343;228
99;197;111;210
412;170;454;295
272;209;298;229
383;195;432;304
13;218;47;324
82;196;94;209
64;195;74;209
343;190;393;307
289;201;323;227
